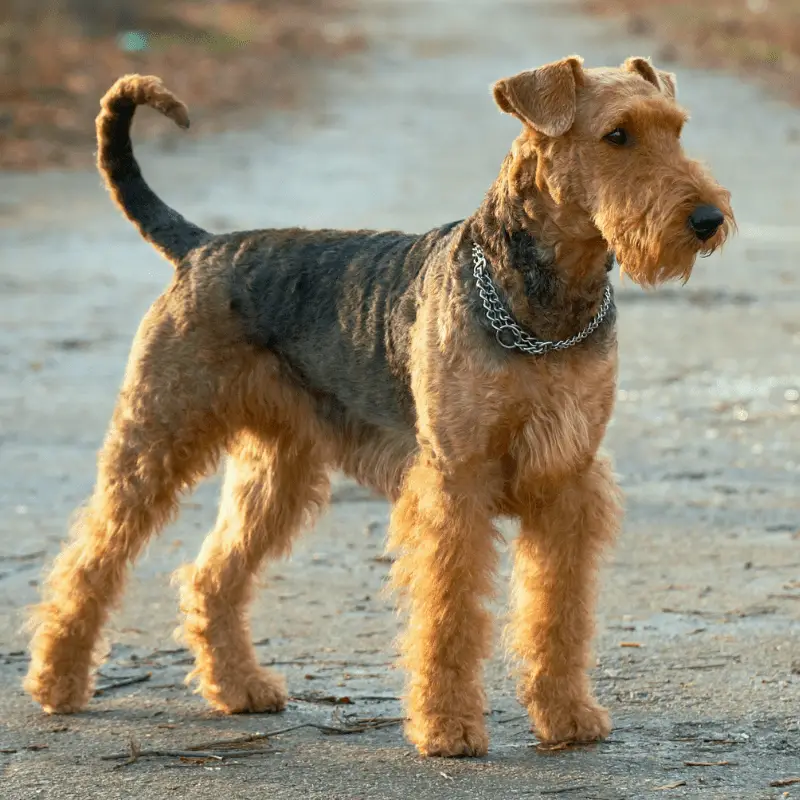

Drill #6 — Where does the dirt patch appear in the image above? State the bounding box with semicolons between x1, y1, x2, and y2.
585;0;800;105
0;0;365;171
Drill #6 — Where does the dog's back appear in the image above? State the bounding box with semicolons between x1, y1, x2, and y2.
201;222;459;432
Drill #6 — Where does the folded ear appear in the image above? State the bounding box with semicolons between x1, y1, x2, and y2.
624;57;677;98
492;56;584;137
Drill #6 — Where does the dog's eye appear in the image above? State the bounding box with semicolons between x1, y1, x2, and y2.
603;128;629;146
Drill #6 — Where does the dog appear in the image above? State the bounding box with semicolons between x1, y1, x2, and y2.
24;55;733;757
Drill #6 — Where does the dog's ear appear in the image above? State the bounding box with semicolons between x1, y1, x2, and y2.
624;57;677;98
492;56;584;137
657;69;677;99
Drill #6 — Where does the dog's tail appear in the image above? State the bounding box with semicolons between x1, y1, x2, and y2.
96;75;209;265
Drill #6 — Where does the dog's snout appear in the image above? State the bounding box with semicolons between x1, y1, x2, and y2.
688;204;725;242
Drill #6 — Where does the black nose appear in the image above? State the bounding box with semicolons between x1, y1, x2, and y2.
688;204;725;242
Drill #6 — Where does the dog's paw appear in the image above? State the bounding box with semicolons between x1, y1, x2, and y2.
24;666;93;715
408;716;489;758
197;667;288;714
532;699;611;744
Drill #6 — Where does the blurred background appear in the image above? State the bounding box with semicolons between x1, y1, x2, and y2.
1;0;798;170
0;0;365;169
589;0;800;100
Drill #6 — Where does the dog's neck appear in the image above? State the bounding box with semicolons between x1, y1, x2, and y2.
467;148;613;341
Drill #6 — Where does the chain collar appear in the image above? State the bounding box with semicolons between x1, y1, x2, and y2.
472;243;614;356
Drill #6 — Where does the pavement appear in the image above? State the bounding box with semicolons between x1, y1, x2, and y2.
0;1;798;798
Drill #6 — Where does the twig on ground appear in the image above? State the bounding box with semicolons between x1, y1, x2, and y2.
143;647;188;660
182;724;311;752
106;738;142;768
104;742;273;768
653;781;687;791
684;760;735;767
770;777;800;788
351;695;401;702
103;716;407;765
541;786;589;795
322;717;406;735
94;673;151;696
291;693;400;705
264;659;392;668
291;694;353;706
496;713;529;724
108;749;260;761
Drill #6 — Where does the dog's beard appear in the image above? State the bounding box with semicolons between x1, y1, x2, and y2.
595;184;733;288
612;227;706;287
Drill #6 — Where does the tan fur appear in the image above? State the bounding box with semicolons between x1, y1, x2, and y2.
24;60;734;759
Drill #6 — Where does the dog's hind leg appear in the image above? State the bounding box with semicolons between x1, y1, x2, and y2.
177;430;330;713
24;296;240;714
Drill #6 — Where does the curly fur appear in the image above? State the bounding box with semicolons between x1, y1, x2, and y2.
25;59;734;758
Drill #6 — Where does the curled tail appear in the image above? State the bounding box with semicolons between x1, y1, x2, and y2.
96;75;209;264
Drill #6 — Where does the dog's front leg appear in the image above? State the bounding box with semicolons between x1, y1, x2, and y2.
508;456;621;744
388;454;498;757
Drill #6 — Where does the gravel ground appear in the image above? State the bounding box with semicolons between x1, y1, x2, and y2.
0;1;798;798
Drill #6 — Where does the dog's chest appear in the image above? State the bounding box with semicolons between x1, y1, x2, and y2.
504;352;617;479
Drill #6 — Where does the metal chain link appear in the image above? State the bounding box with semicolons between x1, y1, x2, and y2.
472;243;613;355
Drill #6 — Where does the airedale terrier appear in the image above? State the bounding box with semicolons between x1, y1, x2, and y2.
24;55;733;757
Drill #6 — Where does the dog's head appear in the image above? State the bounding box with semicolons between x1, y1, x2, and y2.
492;55;734;286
